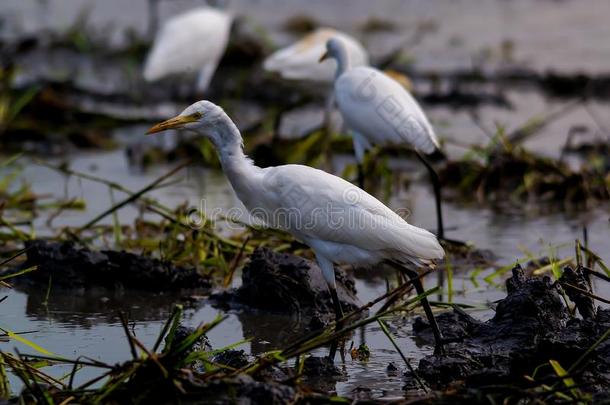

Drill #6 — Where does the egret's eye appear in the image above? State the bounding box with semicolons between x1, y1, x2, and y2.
191;112;203;120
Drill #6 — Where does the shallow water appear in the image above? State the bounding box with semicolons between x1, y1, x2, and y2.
1;0;610;399
2;148;608;396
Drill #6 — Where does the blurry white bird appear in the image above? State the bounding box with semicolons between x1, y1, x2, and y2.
263;28;367;144
263;28;369;84
143;7;232;93
263;28;415;143
321;37;446;240
147;100;446;355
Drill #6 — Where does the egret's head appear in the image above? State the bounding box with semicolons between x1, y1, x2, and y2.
146;100;225;136
319;37;346;63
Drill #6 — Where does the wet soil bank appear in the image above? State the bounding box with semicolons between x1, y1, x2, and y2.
5;246;610;403
413;265;610;402
4;239;210;290
212;247;362;329
45;265;610;404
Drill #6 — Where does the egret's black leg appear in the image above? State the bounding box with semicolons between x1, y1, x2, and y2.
357;163;365;189
414;151;444;240
329;286;345;321
403;268;444;355
327;286;344;361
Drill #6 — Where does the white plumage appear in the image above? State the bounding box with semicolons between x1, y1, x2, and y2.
324;39;440;162
146;100;444;291
147;102;446;356
335;67;440;157
323;37;446;241
143;7;232;93
251;164;444;270
263;28;369;84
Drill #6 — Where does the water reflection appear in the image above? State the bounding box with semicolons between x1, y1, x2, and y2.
16;284;183;327
237;311;310;354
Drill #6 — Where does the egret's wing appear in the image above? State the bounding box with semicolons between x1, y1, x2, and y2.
143;7;232;86
263;28;369;83
335;66;439;153
256;165;443;261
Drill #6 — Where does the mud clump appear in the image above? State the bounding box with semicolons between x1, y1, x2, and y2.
122;371;300;405
7;240;210;291
302;356;345;378
212;248;362;328
183;374;299;405
170;326;213;353
300;356;347;393
414;265;610;401
213;350;250;370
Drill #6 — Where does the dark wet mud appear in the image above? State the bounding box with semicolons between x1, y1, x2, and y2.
212;247;362;328
8;262;610;405
413;265;610;403
6;240;210;290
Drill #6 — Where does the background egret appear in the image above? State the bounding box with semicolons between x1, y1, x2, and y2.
143;6;232;94
322;37;446;240
262;27;414;146
263;27;369;84
263;27;369;140
147;100;446;355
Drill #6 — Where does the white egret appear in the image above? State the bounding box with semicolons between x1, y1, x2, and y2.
263;28;369;137
263;28;414;143
143;7;232;94
321;37;446;240
147;100;446;355
263;28;369;84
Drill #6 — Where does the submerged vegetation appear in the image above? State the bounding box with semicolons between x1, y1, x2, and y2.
440;138;610;207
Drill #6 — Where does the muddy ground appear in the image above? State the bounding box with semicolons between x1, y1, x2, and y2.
2;1;610;404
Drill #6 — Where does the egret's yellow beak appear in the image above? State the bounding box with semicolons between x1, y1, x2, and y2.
146;114;199;135
318;51;329;63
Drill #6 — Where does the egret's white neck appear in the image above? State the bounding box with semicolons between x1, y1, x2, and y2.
333;45;351;79
208;119;251;173
206;115;262;207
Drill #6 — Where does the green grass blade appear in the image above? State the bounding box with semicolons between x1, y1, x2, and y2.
0;266;37;281
0;327;57;356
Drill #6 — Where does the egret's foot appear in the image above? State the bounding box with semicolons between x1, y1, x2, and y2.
433;342;446;356
432;337;461;356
